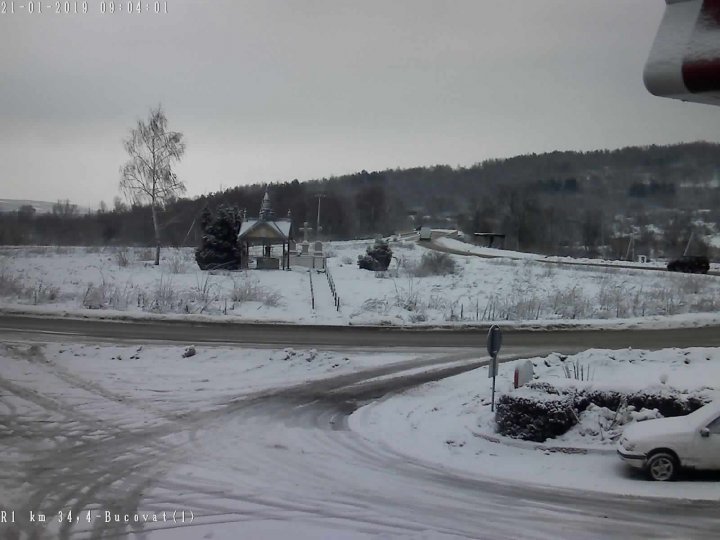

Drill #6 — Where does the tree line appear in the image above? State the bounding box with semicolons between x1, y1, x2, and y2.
2;141;720;260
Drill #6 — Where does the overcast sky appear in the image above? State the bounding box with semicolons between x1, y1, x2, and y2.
1;0;719;209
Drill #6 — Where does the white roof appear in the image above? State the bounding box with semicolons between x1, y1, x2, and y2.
238;219;292;240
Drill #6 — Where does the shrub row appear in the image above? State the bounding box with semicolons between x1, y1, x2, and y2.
496;384;710;442
496;393;577;442
576;389;708;418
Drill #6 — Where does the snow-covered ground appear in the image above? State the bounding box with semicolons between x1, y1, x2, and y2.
437;236;720;272
0;340;423;417
2;242;720;328
3;339;719;538
4;241;720;536
350;347;720;501
0;340;444;538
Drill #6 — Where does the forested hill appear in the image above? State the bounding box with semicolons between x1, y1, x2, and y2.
3;141;720;259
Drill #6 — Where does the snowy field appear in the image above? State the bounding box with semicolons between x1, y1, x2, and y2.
2;242;720;328
350;347;720;501
437;236;720;272
437;237;666;267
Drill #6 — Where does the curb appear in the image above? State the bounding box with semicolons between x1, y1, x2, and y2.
470;428;616;456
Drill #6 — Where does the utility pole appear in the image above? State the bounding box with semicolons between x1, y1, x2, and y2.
683;231;694;256
315;194;326;240
625;233;635;261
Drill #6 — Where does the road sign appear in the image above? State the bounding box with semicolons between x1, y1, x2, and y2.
487;325;502;358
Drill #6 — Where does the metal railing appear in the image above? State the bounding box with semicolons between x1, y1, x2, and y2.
326;265;340;311
308;269;315;310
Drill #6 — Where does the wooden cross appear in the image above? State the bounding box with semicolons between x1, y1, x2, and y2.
299;221;313;243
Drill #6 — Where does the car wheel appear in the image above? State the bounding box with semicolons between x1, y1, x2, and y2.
647;452;678;481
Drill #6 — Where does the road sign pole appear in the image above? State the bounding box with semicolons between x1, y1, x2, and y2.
491;354;497;412
486;325;503;413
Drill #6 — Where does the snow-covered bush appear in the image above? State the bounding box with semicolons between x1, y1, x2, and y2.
496;382;711;442
115;248;130;268
550;285;591;319
582;388;708;418
357;240;392;271
0;260;23;297
230;275;282;307
357;254;378;271
392;277;420;311
26;281;60;304
496;391;577;442
407;251;457;277
572;404;662;442
190;274;216;311
82;280;133;310
82;284;105;309
135;248;154;262
148;275;177;313
168;249;188;274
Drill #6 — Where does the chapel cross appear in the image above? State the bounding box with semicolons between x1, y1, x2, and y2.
299;221;313;243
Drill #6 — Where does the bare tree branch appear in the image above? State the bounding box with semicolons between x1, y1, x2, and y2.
119;105;186;265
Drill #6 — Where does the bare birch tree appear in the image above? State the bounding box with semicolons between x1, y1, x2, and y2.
120;105;186;265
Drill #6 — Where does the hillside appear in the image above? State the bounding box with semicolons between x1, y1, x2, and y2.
2;141;719;259
0;199;92;215
192;141;720;259
0;199;59;215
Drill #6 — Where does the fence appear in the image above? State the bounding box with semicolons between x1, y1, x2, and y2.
308;269;315;310
326;265;341;311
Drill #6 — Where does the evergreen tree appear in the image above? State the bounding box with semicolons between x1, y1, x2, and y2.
195;206;242;270
357;238;393;271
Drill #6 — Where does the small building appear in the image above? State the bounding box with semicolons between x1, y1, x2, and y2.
473;232;506;248
419;227;432;241
237;190;293;270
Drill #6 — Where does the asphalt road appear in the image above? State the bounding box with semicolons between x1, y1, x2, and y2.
2;313;720;350
2;315;720;539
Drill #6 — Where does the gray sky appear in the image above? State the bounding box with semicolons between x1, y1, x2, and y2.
1;0;719;209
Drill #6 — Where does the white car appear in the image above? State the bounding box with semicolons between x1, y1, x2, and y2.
617;401;720;481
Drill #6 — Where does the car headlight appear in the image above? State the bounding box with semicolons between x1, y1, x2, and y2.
621;438;636;451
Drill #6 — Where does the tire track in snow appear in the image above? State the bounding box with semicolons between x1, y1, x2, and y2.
1;347;481;539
